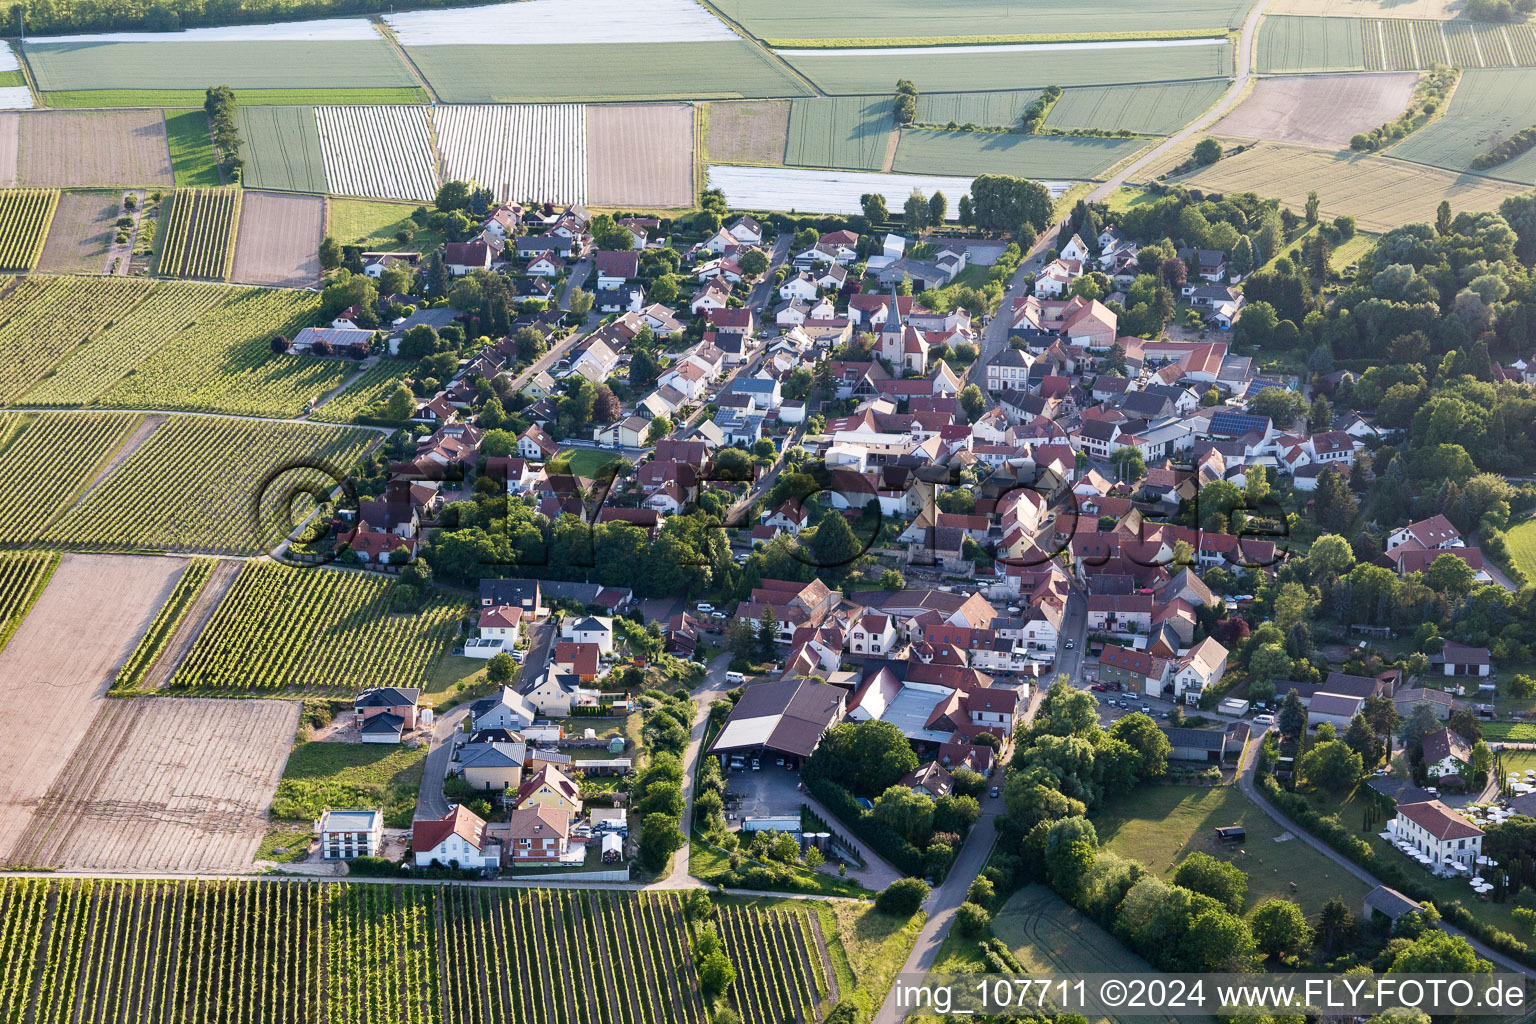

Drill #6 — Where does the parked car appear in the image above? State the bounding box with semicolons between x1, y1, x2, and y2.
697;602;715;613
1254;714;1275;725
1141;704;1151;713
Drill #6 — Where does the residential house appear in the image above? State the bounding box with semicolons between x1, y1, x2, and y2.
517;425;560;461
319;809;383;860
594;250;639;288
444;241;492;276
413;805;498;869
353;687;421;742
1172;638;1228;703
1388;514;1463;552
1097;644;1169;693
512;764;583;816
1393;800;1483;871
502;804;571;863
1422;727;1473;779
561;615;615;655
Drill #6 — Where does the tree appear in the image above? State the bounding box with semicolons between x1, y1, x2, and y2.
1278;689;1307;736
968;174;1052;234
1387;930;1491;974
810;511;863;574
903;189;929;235
569;288;593;317
958;194;974;226
1299;739;1364;792
486;652;516;683
861;192;889;224
1250;899;1310;961
1110;446;1145;482
1192;137;1223;166
1424;552;1476;597
696;949;737;994
737;248;769;277
955;901;991;937
1313;467;1358;533
872;786;935;844
379;384;416;422
1313;898;1357;956
876;877;929;917
640;812;685;871
1398;701;1442;747
1305;190;1321;226
1344;713;1385;769
880;569;905;590
1436;199;1453;235
1107;713;1171;779
959;384;984;421
645;417;672;445
808;720;920;796
1171;851;1248;913
318;236;341;271
928;191;947;225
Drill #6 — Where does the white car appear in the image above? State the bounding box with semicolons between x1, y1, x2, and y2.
1254;714;1275;725
697;602;715;613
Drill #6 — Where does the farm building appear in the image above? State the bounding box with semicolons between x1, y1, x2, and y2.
709;678;846;765
1161;726;1229;763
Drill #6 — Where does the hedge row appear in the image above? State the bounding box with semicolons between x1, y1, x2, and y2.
804;775;924;877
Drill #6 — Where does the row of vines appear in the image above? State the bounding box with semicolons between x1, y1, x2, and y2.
157;187;241;280
716;905;830;1024
0;188;59;271
0;550;58;653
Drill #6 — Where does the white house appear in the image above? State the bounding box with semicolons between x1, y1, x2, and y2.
849;612;898;655
412;805;498;869
779;271;819;302
1172;637;1229;703
1387;514;1463;552
471;685;538;732
561;615;614;655
319;808;383;860
1393;800;1483;872
1059;233;1091;263
1421;727;1472;779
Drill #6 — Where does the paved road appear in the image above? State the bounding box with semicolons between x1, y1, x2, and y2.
653;650;736;888
1235;727;1536;979
747;233;794;312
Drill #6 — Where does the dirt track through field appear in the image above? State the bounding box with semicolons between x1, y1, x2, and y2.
8;696;299;872
1212;72;1418;149
56;414;162;521
35;189;119;273
142;557;240;689
18;110;174;187
0;553;184;867
231;190;324;288
588;103;693;208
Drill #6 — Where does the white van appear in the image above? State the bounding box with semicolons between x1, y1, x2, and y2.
725;671;747;684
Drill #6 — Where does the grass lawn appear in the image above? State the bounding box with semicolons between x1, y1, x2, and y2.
42;87;428;108
1329;230;1376;274
690;834;872;898
422;652;494;702
255;823;313;864
270;740;425;828
325;197;445;252
1502;518;1536;581
828;899;926;1014
1094;783;1370;915
556;447;627;478
1488;721;1536;742
163;109;222;188
1103;186;1158;216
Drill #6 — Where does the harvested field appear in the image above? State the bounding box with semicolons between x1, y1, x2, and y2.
1390;67;1536;183
436;103;587;204
1270;0;1461;15
1044;80;1230;136
1212;72;1418;148
893;129;1144;179
36;189;120;273
10;696;298;872
231;190;323;287
0;553;184;867
17;109;174;187
587;102;694;208
706;100;789;165
237;105;326;192
317;104;438;200
786;95;895;171
1171;141;1530;232
0;111;16;186
708;163;1070;216
23;40;416;91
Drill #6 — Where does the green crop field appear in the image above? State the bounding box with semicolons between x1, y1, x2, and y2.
157;188;240;279
1390;68;1536;184
163;109;222;187
309;359;414;424
42;86;429;108
1260;16;1536;72
408;41;814;102
167;561;463;694
1045;79;1229;135
92;287;351;417
1257;16;1366;72
1503;518;1536;580
24;40;417;91
24;281;230;406
785;95;895;170
0;552;58;654
893;128;1145;179
236;106;326;193
271;740;425;827
0;189;59;272
0;412;142;545
915;90;1040;129
726;0;1249;41
111;557;217;692
0;878;832;1024
0;275;159;403
44;416;376;555
783;41;1232;95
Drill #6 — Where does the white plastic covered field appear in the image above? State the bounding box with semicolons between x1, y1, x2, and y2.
707;165;1071;217
29;16;380;43
315;105;438;201
386;0;736;46
434;104;588;204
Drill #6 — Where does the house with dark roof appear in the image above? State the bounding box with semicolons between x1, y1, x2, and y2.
709;679;847;763
1421;727;1472;779
1163;726;1229;762
354;687;421;735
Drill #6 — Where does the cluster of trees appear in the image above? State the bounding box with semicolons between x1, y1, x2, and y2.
893;79;917;126
1466;0;1536;19
203;86;242;179
1018;85;1062;134
902;188;948;235
634;692;693;872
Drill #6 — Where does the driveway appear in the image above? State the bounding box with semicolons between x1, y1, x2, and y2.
649;650;735;889
414;701;473;821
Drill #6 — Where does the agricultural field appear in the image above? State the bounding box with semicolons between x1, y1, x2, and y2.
163;108;222;187
1389;68;1536;184
0;554;185;868
587;103;695;209
17;109;174;187
409;42;815;103
168;561;464;694
111;557;217;692
326;196;445;251
1271;0;1460;16
36;189;122;273
436;103;588;204
0;552;57;654
230;191;324;288
44;416;378;555
1259;15;1536;72
1171;141;1530;232
0;412;143;545
89;287;353;417
0;187;58;270
785;95;896;171
235;105;326;192
706;100;790;165
1503;518;1536;581
387;0;738;45
916;90;1040;129
24;281;230;406
1213;72;1418;149
156;187;240;279
23;39;417;91
316;104;438;201
782;39;1233;95
0;111;16;186
0;275;159;403
708;164;1068;216
1045;80;1230;136
1256;16;1366;72
0;880;828;1024
7;696;299;872
309;359;415;424
727;0;1250;41
715;905;831;1023
43;86;429;107
893;129;1146;179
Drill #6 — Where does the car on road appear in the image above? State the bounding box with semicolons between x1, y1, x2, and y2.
1254;714;1275;725
1064;639;1075;650
989;786;1000;799
1090;683;1106;691
697;602;714;613
1141;704;1151;713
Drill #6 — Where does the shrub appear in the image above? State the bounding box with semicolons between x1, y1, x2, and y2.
956;900;992;937
876;877;930;917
